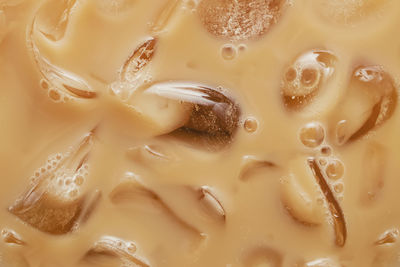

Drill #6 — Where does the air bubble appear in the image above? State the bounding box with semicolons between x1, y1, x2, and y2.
334;183;344;193
244;117;258;133
40;79;49;90
221;44;236;60
319;158;327;166
326;160;344;180
321;146;331;156
74;176;84;186
238;44;247;52
127;242;136;253
48;89;61;102
299;122;325;148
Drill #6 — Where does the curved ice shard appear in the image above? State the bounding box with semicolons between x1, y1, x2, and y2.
280;157;327;226
239;155;277;181
144;82;241;149
27;1;96;102
331;65;397;145
109;175;203;241
1;228;26;246
83;236;149;267
120;38;157;83
8;130;101;235
307;158;346;247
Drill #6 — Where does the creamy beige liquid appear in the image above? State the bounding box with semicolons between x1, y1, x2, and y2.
1;0;400;266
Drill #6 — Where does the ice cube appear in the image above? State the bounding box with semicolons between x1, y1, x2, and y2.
1;229;25;246
83;236;149;267
375;228;399;246
109;175;202;239
144;82;241;149
304;257;342;267
314;0;391;26
196;186;226;222
280;157;327;226
360;142;386;204
242;246;283;267
8;131;101;235
95;0;135;16
239;155;276;181
120;38;157;84
151;0;184;35
307;158;347;247
27;1;97;102
281;50;336;111
330;65;397;145
198;0;286;41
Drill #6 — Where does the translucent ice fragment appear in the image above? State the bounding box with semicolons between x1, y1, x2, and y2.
1;228;25;245
8;131;101;235
304;257;342;267
144;82;241;149
198;0;286;41
308;158;346;247
280;157;327;226
27;1;96;102
120;38;157;83
242;246;283;267
314;0;391;26
151;0;183;35
375;228;399;246
239;155;276;181
109;175;202;239
360;142;386;204
281;50;336;111
83;236;149;267
331;65;397;145
196;186;225;222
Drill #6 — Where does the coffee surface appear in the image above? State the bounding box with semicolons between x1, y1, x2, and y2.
1;0;400;266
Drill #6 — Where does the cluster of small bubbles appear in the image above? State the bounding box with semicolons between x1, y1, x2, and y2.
299;122;325;148
326;159;344;180
221;44;237;60
29;153;64;183
47;88;72;103
243;117;259;133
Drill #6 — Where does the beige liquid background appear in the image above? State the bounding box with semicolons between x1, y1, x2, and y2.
1;0;400;266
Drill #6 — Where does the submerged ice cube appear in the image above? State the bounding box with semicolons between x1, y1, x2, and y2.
330;65;397;145
27;0;97;102
143;82;241;149
198;0;286;41
281;50;336;111
8;131;101;235
83;236;149;267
